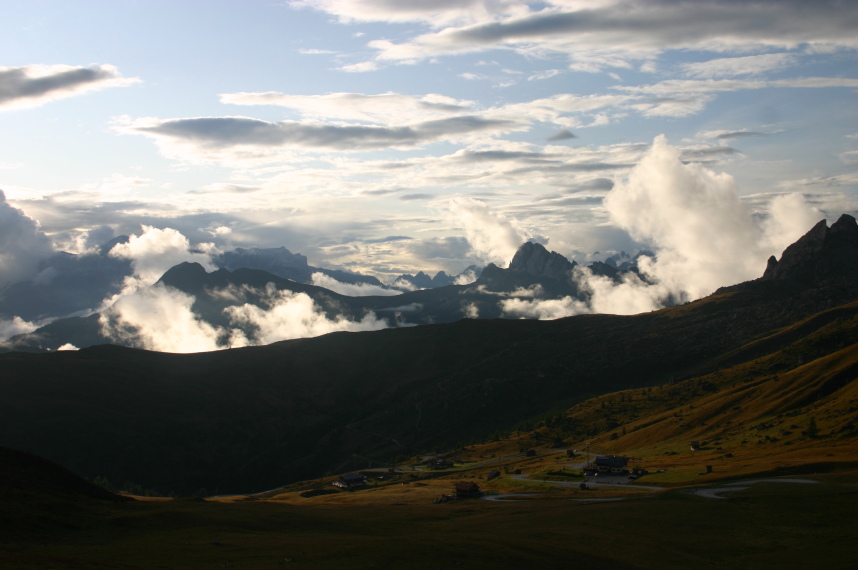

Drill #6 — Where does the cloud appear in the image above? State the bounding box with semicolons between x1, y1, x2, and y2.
0;64;140;111
0;189;54;287
499;296;588;320
224;284;388;346
448;197;528;267
462;302;479;318
680;53;798;78
102;226;218;314
310;272;402;296
220;91;475;124
108;225;216;287
353;1;858;69
759;192;822;254
118;114;523;163
100;284;224;353
100;279;392;353
603;135;820;302
290;0;529;27
615;77;858;97
547;129;576;141
0;316;39;342
700;130;769;141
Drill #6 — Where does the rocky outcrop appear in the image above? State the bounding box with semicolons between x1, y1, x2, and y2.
762;214;858;284
508;242;577;281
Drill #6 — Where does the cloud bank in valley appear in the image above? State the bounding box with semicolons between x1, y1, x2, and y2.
100;281;389;353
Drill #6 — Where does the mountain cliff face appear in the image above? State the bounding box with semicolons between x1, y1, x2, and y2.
763;214;858;284
508;242;578;281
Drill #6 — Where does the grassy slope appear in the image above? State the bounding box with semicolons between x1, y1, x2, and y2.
2;301;858;568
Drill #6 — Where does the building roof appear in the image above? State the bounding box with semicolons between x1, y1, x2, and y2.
594;456;628;467
340;473;367;482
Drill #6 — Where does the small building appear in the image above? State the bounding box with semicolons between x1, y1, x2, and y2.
690;441;701;451
487;470;501;480
332;473;367;490
566;449;577;458
592;455;629;475
454;481;482;499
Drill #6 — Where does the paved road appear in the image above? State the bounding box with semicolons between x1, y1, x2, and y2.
689;477;819;499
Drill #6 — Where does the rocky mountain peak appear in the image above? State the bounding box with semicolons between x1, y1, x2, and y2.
762;214;858;284
508;242;577;281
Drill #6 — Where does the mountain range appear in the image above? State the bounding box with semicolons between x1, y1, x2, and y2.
2;240;642;352
0;215;856;495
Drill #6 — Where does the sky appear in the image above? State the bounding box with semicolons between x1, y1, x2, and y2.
1;0;857;293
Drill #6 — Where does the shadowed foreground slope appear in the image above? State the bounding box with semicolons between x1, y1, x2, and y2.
1;217;857;495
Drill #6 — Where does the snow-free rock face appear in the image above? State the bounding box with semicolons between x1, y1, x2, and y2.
508;242;577;281
763;214;858;284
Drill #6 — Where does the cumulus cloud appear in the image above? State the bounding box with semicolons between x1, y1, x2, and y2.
0;190;54;287
602;135;820;302
449;197;528;267
0;64;139;111
500;296;588;320
100;284;224;353
108;225;216;287
100;280;391;353
225;284;388;346
0;316;39;342
310;272;402;296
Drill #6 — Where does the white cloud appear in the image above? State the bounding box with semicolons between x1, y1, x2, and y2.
220;91;475;125
56;343;79;351
462;302;480;318
680;53;797;78
224;284;388;345
0;316;39;342
615;77;858;97
100;284;224;353
499;295;588;319
448;196;528;267
339;61;380;73
310;272;402;296
290;0;529;27
0;64;140;111
109;225;216;287
759;192;822;255
603;135;822;302
352;1;858;70
116;114;524;165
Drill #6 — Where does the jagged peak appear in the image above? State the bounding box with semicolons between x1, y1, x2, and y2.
762;214;858;283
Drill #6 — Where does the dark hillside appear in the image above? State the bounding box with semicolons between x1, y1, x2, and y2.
1;216;857;494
